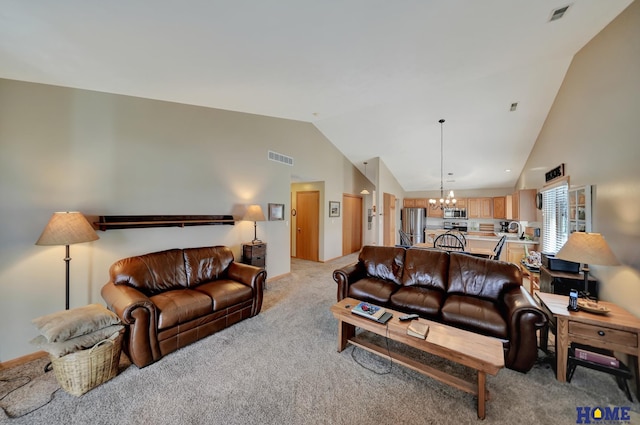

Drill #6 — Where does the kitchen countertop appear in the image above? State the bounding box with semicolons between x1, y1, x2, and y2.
426;229;539;244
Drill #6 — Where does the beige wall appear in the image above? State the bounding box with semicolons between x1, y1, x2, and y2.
517;1;640;316
0;79;365;360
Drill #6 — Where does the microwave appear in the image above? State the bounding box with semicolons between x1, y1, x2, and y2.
443;208;467;219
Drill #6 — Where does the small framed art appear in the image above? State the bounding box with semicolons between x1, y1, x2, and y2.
268;203;285;221
329;201;340;217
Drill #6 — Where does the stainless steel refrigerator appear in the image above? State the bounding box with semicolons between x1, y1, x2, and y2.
401;208;426;244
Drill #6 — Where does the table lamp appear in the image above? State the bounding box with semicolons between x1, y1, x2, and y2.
36;212;99;309
243;204;266;244
555;232;620;299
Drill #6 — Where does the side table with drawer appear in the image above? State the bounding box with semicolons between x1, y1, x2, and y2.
242;242;266;267
242;242;267;289
536;292;640;399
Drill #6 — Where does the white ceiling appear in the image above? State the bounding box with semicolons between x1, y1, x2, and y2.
0;0;633;191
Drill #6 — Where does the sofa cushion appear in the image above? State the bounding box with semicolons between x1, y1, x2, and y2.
390;286;443;318
441;294;508;339
194;280;253;311
184;246;235;287
110;249;187;295
150;289;213;330
447;252;521;301
348;277;397;305
401;248;449;290
358;245;405;285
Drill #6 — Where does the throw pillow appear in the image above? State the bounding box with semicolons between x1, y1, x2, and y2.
30;325;124;358
32;304;121;343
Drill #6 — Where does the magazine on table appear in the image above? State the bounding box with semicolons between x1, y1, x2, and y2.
351;302;392;324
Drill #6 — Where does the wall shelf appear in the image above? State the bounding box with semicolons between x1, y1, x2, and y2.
94;215;235;231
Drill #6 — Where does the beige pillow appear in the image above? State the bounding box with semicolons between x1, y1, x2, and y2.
30;325;124;358
32;303;121;343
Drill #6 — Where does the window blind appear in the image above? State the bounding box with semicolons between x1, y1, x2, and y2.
541;181;569;253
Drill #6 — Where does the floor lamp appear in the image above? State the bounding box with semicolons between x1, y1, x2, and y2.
36;212;99;310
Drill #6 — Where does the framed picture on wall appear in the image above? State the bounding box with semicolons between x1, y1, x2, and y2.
268;203;285;221
329;201;340;217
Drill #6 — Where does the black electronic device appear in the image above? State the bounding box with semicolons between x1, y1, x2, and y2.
399;314;420;321
568;289;579;311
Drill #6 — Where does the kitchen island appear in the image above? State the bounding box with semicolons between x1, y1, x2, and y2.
417;229;538;265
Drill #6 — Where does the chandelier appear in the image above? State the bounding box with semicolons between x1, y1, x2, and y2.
429;119;456;209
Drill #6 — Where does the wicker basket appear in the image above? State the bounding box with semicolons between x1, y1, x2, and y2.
50;329;124;396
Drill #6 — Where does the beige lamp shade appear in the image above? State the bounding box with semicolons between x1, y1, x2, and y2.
243;205;266;222
555;232;620;266
36;212;99;246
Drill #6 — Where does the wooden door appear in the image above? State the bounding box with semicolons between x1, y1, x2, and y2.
342;194;363;255
295;191;319;261
383;193;396;246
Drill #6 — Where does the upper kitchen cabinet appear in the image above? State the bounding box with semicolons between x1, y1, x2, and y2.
468;198;493;219
493;197;506;219
510;189;537;222
403;198;429;208
427;204;444;218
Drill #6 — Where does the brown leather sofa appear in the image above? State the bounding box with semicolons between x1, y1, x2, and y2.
101;246;266;368
333;245;546;372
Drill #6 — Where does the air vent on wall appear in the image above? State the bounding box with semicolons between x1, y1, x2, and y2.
550;5;570;22
268;150;294;166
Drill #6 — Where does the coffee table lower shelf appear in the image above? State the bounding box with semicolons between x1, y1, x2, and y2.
348;335;489;401
331;298;504;420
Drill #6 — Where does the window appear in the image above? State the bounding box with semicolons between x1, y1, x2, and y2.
541;180;569;253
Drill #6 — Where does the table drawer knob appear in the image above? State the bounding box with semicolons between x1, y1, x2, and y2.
598;330;605;336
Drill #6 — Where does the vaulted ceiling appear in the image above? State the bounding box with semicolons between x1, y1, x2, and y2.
0;0;633;191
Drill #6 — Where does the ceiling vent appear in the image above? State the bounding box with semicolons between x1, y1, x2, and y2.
268;150;294;166
550;5;571;22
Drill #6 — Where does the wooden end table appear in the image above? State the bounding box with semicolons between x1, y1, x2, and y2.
536;292;640;398
331;298;504;419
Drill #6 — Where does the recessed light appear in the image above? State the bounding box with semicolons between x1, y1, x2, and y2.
505;169;512;173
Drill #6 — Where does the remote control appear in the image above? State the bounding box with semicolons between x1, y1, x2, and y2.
399;314;419;321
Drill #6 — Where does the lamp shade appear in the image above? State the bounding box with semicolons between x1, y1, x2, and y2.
555;232;620;266
35;212;99;246
243;205;266;222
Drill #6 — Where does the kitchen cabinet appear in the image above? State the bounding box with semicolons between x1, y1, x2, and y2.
468;198;493;219
568;185;592;233
403;198;428;208
466;239;495;256
510;189;537;221
493;197;506;219
427;205;443;218
504;242;537;265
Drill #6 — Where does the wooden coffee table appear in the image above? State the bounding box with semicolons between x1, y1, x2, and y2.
331;298;504;419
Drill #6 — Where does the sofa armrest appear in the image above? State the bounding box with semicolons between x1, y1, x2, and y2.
227;262;267;316
333;262;365;301
502;286;548;372
101;281;160;368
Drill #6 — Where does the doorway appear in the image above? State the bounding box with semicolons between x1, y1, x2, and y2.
383;193;396;246
342;194;363;255
295;190;319;261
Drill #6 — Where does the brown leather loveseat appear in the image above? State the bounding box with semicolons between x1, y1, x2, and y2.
333;245;546;372
102;246;266;368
